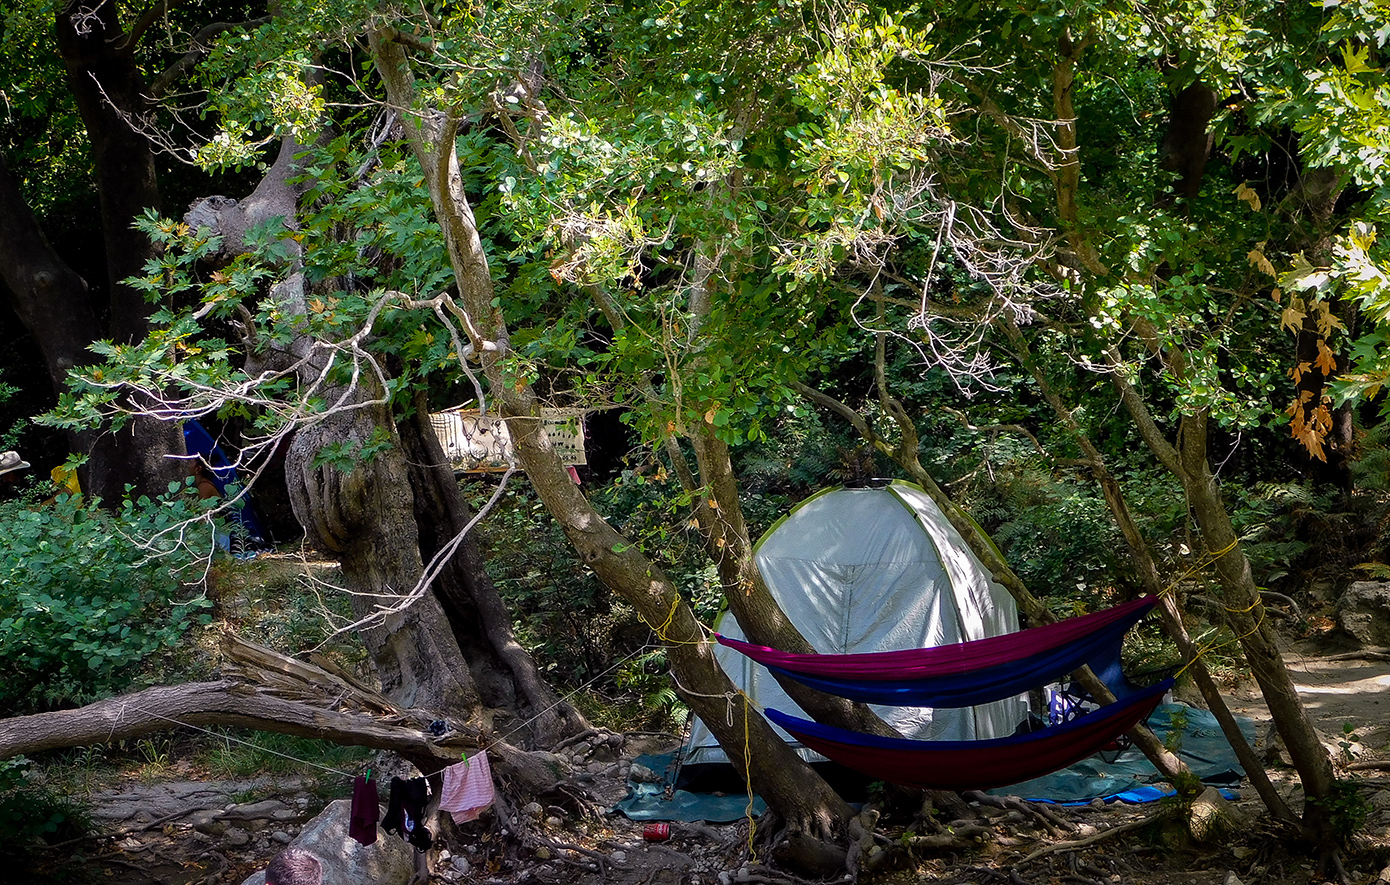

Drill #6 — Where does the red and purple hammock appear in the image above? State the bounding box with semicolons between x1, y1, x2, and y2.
716;596;1173;790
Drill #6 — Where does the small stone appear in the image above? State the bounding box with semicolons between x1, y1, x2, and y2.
271;830;292;844
611;851;627;863
1224;873;1244;885
629;763;660;783
535;846;552;860
524;802;544;818
545;816;563;828
224;826;250;847
572;740;592;757
1076;824;1098;837
1233;847;1255;860
451;856;472;876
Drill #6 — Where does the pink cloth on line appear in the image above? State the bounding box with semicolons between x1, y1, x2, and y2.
439;751;494;823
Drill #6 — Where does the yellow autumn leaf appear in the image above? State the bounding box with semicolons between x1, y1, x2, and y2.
1313;300;1346;335
1235;183;1262;212
1315;340;1339;375
707;497;719;509
1279;304;1306;333
1247;248;1276;276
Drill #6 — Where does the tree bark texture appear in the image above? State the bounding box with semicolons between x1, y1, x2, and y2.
192;137;568;745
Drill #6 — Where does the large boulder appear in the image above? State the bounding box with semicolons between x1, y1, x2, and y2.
1337;582;1390;647
239;799;416;885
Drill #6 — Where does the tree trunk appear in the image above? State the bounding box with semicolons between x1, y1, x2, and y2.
996;318;1291;818
191;136;576;749
286;396;487;721
0;151;100;397
1177;412;1336;832
1112;340;1337;841
33;2;188;500
397;399;589;746
368;26;855;838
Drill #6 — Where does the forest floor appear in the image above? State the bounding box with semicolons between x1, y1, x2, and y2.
22;638;1390;885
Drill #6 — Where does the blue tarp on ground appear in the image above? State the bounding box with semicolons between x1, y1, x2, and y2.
989;702;1256;803
614;753;767;822
616;702;1255;820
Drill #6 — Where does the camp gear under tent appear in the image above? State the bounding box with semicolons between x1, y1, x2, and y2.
682;482;1028;769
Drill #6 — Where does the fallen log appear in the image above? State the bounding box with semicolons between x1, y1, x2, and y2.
0;635;564;795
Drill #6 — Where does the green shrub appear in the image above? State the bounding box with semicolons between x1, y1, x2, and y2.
0;757;91;853
0;488;215;713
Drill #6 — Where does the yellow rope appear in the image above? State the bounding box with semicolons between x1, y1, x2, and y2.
743;693;757;859
642;594;710;647
1158;538;1239;599
1159;537;1253;679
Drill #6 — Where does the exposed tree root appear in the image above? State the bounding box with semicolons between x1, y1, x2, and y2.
963;790;1075;836
1017;808;1172;864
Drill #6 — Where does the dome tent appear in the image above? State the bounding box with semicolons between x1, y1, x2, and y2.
683;482;1028;769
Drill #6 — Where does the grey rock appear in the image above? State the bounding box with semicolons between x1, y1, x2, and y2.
189;809;227;836
272;831;293;844
225;799;290;820
629;763;661;784
239;799;414;885
225;827;251;847
1337;582;1390;646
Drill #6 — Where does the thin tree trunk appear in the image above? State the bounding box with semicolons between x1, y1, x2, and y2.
368;27;855;838
1113;336;1337;838
49;1;186;500
998;318;1294;821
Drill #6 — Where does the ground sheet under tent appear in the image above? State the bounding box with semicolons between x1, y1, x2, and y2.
614;702;1255;822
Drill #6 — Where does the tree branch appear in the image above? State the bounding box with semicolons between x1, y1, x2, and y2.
118;0;181;52
149;17;271;99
